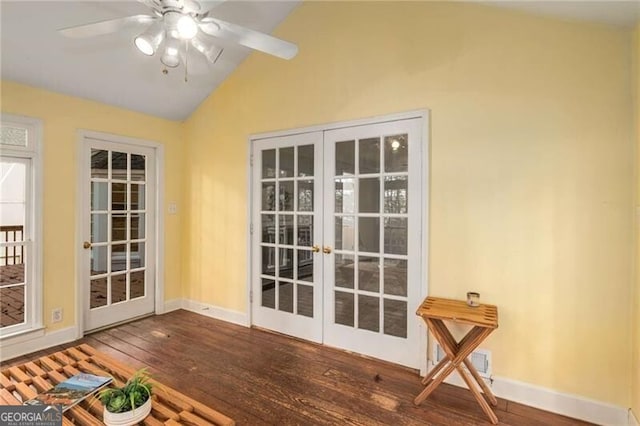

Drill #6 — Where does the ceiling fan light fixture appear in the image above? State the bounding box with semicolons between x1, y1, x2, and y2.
160;38;181;68
191;36;223;64
134;22;164;56
177;15;198;39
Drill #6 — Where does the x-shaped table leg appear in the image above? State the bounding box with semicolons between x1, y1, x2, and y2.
414;318;498;424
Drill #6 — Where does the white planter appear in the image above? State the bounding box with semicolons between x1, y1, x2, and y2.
103;398;152;426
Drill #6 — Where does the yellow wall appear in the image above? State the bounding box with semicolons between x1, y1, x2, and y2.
632;21;640;422
0;80;184;332
184;2;634;406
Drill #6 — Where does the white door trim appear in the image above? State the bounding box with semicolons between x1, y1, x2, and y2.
75;130;164;338
247;110;430;369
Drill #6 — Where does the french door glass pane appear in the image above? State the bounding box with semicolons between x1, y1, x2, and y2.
384;134;408;173
131;184;145;210
335;291;354;326
358;295;379;332
130;271;145;299
112;274;127;304
384;259;407;296
298;145;314;177
262;214;276;243
298;180;314;211
359;138;380;174
130;154;146;181
384;299;407;338
91;149;108;178
261;277;276;308
279;215;294;245
131;214;145;240
335;141;355;175
335;254;354;289
278;182;294;211
358;256;379;292
112;152;128;180
297;285;313;317
384;176;407;213
297;216;312;247
91;246;108;275
359;218;379;253
278;281;294;313
297;249;313;282
90;277;107;308
91;214;108;243
359;178;379;213
91;182;108;210
279;147;294;177
262;149;276;178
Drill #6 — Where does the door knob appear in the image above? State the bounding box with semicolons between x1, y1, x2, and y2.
323;246;332;254
311;244;320;253
83;241;92;249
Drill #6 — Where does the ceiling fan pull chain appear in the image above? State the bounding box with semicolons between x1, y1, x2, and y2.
184;39;189;83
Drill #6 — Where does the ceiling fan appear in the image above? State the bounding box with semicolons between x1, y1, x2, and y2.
58;0;298;70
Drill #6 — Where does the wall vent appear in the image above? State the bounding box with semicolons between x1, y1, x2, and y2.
433;343;492;378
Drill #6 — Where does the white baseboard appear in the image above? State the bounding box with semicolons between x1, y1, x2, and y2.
630;409;640;426
171;298;249;327
163;298;183;313
426;366;628;425
0;326;77;361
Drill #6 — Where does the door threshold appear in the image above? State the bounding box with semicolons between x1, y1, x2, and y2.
84;312;154;335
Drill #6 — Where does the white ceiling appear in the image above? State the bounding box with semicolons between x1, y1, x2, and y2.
484;0;640;28
0;1;300;120
1;1;638;121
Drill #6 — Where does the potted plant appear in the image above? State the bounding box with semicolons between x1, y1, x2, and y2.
99;368;153;426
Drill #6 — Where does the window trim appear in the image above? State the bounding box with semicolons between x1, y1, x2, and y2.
0;113;43;339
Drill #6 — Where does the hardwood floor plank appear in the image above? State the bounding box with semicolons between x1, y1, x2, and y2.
2;310;594;426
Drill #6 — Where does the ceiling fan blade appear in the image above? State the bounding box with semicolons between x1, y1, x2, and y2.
58;15;156;38
200;17;298;60
200;1;228;17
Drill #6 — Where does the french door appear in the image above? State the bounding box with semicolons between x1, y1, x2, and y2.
81;137;156;332
252;116;424;368
251;132;324;342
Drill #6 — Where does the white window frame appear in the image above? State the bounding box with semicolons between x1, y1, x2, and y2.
0;113;43;339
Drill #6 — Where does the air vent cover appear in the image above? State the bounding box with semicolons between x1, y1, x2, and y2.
434;343;492;378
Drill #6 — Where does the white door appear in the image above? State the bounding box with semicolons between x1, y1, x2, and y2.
251;117;424;368
81;138;156;332
323;119;423;368
251;132;324;342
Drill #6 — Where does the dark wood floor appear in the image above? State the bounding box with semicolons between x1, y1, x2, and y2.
2;310;592;425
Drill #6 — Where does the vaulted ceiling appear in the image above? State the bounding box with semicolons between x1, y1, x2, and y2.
1;1;638;121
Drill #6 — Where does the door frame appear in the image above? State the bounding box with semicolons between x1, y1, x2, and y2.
247;109;430;374
75;130;165;338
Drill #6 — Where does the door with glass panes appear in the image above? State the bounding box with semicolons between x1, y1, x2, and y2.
252;117;423;368
82;137;156;332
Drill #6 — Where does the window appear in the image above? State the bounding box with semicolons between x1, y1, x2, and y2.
0;114;42;337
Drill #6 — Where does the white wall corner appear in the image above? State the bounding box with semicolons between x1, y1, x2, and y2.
0;326;77;361
181;299;250;327
630;409;640;426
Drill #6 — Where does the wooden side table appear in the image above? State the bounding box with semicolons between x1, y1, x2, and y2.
414;296;499;424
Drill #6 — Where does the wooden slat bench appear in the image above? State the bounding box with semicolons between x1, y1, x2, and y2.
0;344;235;426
